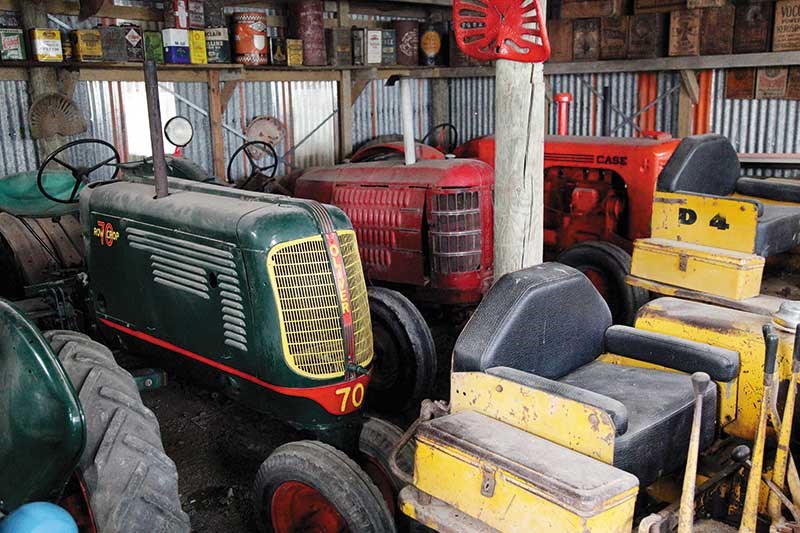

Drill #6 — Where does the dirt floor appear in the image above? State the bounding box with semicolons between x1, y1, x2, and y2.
135;319;458;532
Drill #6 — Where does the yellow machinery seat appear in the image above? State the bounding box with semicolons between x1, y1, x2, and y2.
454;263;739;487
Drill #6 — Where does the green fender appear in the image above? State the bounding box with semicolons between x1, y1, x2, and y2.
0;299;85;513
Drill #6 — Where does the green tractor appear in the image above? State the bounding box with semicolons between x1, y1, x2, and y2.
0;298;190;532
0;62;412;531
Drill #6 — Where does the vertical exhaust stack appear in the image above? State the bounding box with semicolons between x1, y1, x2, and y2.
399;77;416;166
554;93;573;136
143;60;170;199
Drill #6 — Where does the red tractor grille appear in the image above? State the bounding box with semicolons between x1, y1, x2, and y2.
430;190;482;274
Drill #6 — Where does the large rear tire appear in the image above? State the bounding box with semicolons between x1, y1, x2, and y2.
44;331;190;533
254;440;396;533
367;287;437;414
557;241;649;326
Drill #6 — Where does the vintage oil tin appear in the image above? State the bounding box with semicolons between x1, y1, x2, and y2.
756;67;789;98
204;0;225;27
162;28;190;64
60;31;73;61
125;26;144;62
31;28;62;62
561;0;622;18
366;29;382;64
233;12;268;65
787;67;800;99
394;20;418;66
627;13;666;58
573;18;600;60
270;37;287;66
352;28;366;65
72;29;103;62
325;28;352;66
0;28;24;60
144;31;164;63
187;0;204;29
419;23;443;65
381;29;396;65
205;27;230;63
189;29;207;64
774;0;800;51
289;0;326;66
600;16;628;59
286;38;304;66
548;19;574;62
100;26;128;62
669;9;701;57
700;6;735;56
734;3;774;54
726;68;756;99
163;0;189;29
0;11;20;28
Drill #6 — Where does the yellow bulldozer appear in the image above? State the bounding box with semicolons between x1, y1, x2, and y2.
388;148;800;531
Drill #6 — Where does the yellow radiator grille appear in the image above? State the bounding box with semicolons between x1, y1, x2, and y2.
267;231;373;379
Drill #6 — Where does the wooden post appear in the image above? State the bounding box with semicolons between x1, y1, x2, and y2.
493;1;547;278
677;69;699;137
20;0;64;159
336;0;352;161
207;70;226;180
431;78;449;130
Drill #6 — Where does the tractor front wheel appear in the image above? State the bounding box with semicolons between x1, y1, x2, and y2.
254;440;396;533
44;330;190;533
367;287;437;414
557;241;650;326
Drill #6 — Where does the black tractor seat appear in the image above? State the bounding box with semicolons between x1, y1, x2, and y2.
454;263;738;487
737;177;800;204
755;203;800;256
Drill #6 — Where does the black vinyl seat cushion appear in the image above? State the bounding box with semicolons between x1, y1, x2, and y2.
657;134;740;196
559;361;717;487
755;203;800;256
737;177;800;204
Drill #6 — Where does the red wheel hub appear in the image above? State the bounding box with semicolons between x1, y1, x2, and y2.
271;481;348;533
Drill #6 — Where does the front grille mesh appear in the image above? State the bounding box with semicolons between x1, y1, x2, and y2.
268;231;373;379
430;190;483;273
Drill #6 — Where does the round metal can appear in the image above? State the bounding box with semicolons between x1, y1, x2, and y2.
233;12;268;65
394;20;418;66
289;0;326;66
419;23;443;66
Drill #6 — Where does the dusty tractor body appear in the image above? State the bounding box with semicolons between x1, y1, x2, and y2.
82;175;374;445
295;158;494;307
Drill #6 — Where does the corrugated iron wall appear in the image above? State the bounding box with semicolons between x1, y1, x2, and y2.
352;79;431;150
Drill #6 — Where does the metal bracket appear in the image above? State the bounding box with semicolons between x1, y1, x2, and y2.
480;463;497;497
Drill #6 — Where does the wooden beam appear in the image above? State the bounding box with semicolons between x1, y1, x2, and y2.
245;69;341;82
0;0;161;21
680;70;700;104
677;81;694;138
221;80;241;111
351;79;369;105
336;0;352;161
207;70;226;181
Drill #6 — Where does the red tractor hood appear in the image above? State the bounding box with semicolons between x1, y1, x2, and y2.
296;159;494;193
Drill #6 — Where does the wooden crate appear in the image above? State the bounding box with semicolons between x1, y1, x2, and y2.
787;67;800;99
669;9;701;56
734;3;774;53
726;68;756;99
628;13;667;58
756;67;789;98
774;0;800;51
600;16;629;59
573;18;600;60
548;19;574;62
634;0;685;14
700;6;735;55
561;0;623;18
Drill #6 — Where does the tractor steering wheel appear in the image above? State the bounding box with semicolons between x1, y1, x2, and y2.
227;141;280;192
37;139;121;204
421;123;459;154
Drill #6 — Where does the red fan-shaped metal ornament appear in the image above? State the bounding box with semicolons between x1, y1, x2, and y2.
454;0;550;63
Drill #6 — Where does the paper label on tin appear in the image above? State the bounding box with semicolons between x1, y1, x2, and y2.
421;30;441;56
366;30;382;63
125;29;142;46
35;38;62;58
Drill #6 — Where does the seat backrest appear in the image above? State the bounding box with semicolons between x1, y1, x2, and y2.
453;263;612;379
657;134;740;196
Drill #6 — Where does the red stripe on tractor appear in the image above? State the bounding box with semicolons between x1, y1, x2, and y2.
98;318;369;415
